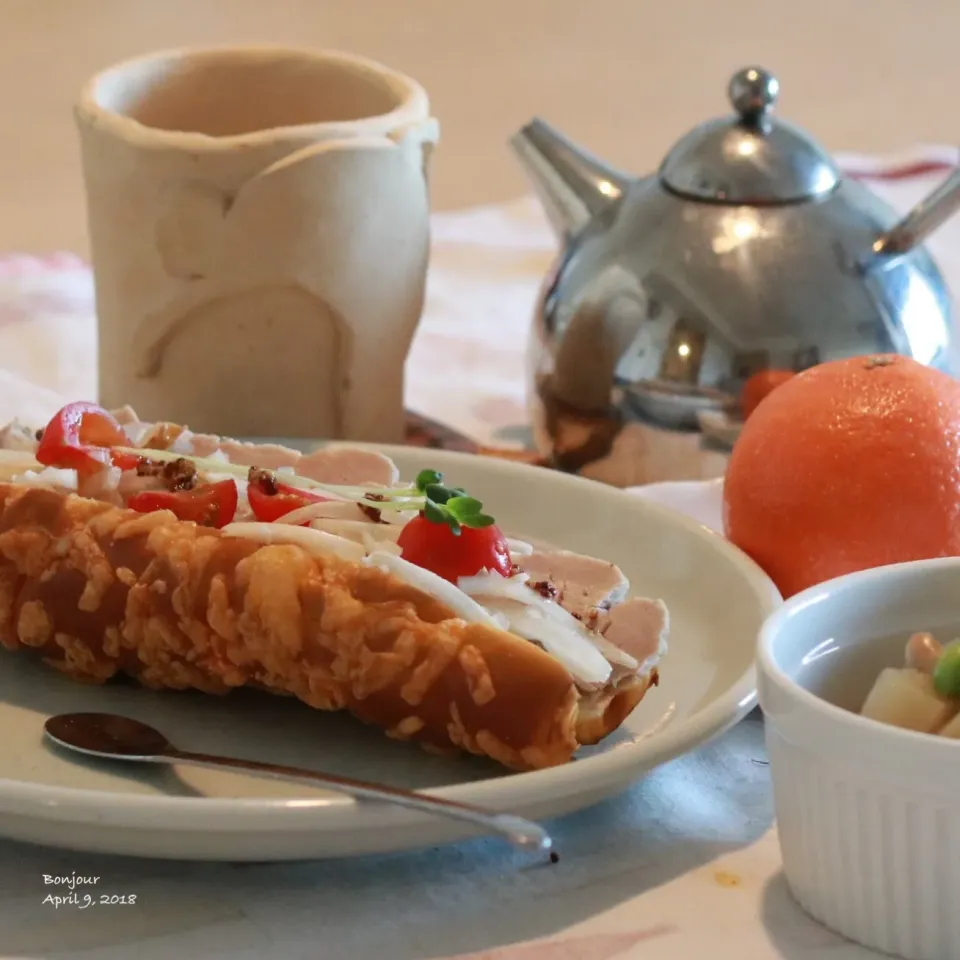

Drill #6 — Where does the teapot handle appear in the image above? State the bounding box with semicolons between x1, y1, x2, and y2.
871;165;960;256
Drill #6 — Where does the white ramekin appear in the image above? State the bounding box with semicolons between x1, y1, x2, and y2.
758;557;960;960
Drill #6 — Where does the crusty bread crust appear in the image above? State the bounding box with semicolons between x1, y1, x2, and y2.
0;484;656;770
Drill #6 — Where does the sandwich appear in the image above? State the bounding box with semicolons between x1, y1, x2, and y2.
0;402;667;770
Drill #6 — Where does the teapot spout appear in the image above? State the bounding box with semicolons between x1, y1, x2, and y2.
510;118;632;239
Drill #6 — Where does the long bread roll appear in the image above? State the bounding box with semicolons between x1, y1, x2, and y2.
0;484;656;770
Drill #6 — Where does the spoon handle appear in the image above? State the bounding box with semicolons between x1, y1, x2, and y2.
161;747;552;853
872;166;960;255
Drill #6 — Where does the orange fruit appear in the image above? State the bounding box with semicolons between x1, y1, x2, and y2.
723;354;960;598
739;369;795;419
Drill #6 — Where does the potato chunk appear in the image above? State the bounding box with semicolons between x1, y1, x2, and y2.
860;668;958;733
936;712;960;739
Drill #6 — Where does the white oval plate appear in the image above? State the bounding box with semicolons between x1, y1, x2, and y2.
0;447;777;861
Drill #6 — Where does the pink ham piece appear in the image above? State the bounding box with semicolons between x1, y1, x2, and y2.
176;433;399;487
112;409;400;487
596;598;668;665
184;434;303;472
298;447;399;487
516;549;629;620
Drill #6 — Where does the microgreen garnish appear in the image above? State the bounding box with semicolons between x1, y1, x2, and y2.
115;448;496;531
416;469;443;491
415;468;495;534
424;495;496;535
424;482;466;504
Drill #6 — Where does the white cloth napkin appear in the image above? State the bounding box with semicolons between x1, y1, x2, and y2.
0;149;957;960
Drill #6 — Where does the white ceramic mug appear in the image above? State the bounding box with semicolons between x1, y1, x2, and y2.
76;46;439;441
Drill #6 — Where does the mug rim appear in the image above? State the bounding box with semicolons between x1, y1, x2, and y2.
75;44;433;151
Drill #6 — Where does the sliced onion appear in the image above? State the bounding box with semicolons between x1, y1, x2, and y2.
80;465;123;497
308;518;402;544
458;570;535;602
368;539;402;557
169;432;195;455
458;570;637;673
485;599;611;686
379;509;418;527
222;522;365;562
505;538;534;556
121;422;152;446
527;600;637;671
11;466;79;492
589;631;642;670
276;501;368;525
362;549;500;626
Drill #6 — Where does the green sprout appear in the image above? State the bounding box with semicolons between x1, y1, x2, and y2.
415;469;495;535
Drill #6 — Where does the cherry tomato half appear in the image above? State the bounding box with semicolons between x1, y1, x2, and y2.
36;402;133;476
397;515;512;583
127;479;238;528
247;477;330;523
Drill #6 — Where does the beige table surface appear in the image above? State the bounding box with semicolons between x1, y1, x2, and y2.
0;0;956;255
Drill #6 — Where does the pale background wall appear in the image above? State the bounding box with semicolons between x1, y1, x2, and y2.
0;0;955;253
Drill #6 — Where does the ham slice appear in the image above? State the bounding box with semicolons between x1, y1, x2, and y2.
596;598;669;666
512;548;665;669
185;435;303;472
516;549;629;620
9;406;402;489
298;447;399;487
173;432;399;487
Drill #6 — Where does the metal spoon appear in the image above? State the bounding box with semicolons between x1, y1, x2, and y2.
43;712;552;854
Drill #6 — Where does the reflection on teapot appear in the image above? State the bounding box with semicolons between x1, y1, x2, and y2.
512;67;960;485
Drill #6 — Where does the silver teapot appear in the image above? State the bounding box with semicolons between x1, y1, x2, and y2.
511;67;960;483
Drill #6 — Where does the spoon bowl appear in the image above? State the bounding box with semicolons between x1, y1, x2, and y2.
46;712;172;758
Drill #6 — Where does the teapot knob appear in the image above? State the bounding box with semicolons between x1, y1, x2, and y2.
728;67;780;124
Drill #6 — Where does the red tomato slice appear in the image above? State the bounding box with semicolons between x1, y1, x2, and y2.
247;477;330;523
111;451;145;471
127;479;238;528
36;402;133;476
397;515;512;583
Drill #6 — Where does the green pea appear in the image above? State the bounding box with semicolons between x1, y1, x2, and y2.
933;642;960;699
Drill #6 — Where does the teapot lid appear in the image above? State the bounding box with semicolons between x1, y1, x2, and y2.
659;67;841;204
